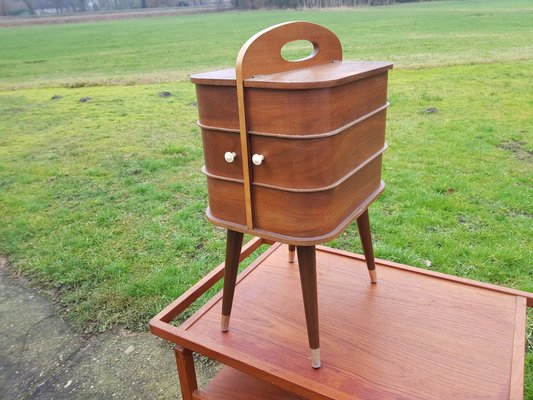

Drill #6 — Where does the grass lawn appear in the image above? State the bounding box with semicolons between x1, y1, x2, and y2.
0;0;532;395
1;0;532;88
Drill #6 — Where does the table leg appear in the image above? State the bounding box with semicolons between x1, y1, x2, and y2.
174;346;198;400
221;229;244;331
356;209;377;283
296;245;321;368
288;244;296;263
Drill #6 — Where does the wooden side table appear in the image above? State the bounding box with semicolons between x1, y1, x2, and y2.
150;239;532;399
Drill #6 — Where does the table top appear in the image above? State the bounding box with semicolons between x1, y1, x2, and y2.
190;61;392;89
152;243;530;400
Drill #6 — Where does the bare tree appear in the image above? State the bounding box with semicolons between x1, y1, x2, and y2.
0;0;8;15
21;0;36;14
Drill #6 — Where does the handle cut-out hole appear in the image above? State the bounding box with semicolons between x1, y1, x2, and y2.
281;40;317;62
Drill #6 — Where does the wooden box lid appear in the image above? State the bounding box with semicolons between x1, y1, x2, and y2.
190;61;392;89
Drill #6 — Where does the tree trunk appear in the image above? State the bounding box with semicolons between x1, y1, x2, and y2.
0;0;8;15
21;0;35;14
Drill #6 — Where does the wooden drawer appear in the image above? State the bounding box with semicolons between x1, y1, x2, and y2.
250;109;387;190
202;108;386;190
246;73;388;135
201;128;242;180
195;84;239;130
253;154;384;239
205;154;384;242
205;175;246;227
195;72;388;136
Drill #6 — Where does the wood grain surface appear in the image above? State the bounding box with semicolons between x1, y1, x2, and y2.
194;366;305;400
356;209;377;278
167;244;527;400
249;110;387;189
190;61;393;90
251;155;383;238
195;84;239;130
220;230;244;326
235;21;342;81
174;346;198;400
245;73;388;135
204;181;384;246
194;70;390;136
200;106;388;189
296;245;320;352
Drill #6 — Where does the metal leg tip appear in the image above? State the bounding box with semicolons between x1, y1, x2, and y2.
311;348;321;369
221;315;230;332
369;269;377;284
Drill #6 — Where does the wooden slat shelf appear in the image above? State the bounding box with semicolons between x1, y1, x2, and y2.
150;241;532;400
193;366;305;400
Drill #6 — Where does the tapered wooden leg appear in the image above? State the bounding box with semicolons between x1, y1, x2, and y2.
221;229;244;332
174;346;198;400
296;246;321;368
356;209;377;283
288;244;296;263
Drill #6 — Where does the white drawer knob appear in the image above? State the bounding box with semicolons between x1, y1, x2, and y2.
252;154;264;166
224;152;237;163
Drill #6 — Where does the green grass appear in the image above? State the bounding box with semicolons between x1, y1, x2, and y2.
0;0;532;395
0;0;532;88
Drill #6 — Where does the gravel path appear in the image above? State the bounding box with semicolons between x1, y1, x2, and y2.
0;257;218;399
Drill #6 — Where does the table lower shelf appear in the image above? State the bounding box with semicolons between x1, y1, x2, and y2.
151;241;532;400
194;366;304;400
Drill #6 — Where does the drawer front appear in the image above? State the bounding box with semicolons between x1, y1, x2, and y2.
246;72;388;135
202;128;243;180
206;176;246;226
195;72;388;136
252;155;383;239
204;152;383;240
250;109;386;190
196;84;239;130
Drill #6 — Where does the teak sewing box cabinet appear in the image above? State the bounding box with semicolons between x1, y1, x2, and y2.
190;21;393;368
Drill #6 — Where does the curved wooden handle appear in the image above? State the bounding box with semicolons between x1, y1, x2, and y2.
236;21;342;80
235;22;342;229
